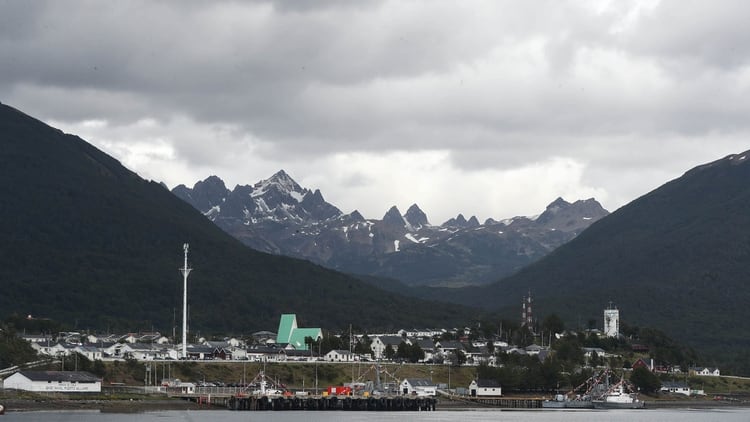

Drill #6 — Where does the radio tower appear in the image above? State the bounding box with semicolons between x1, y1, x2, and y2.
521;291;533;331
180;244;192;359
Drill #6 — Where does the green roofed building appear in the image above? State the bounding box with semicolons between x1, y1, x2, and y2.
276;314;322;351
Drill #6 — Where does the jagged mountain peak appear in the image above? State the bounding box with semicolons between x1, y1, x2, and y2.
383;205;406;227
300;188;343;221
442;213;467;227
536;197;608;230
467;216;480;227
545;197;571;213
303;188;325;203
383;205;401;216
253;169;306;201
404;204;429;229
198;175;227;187
171;175;230;212
193;175;229;197
347;210;365;222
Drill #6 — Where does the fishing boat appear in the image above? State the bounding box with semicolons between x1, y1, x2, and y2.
542;370;604;409
238;370;285;397
592;375;645;409
543;369;645;409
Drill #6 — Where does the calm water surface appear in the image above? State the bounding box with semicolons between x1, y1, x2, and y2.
4;409;750;422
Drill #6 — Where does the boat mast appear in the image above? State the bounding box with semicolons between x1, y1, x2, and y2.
180;244;192;359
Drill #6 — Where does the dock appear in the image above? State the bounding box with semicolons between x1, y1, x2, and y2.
227;395;437;411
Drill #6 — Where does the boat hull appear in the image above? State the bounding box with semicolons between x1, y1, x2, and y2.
542;399;594;409
593;400;645;409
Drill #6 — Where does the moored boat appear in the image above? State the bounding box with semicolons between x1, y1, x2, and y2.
593;377;645;409
542;393;594;409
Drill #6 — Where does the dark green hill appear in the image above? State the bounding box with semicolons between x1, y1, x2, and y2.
449;151;750;363
0;102;477;333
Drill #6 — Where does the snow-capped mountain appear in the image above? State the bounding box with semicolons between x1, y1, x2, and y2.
172;171;609;286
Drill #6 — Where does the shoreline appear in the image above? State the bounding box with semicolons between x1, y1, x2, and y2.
0;397;208;413
3;396;750;413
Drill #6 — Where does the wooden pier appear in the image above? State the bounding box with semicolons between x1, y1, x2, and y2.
470;397;543;408
226;395;437;411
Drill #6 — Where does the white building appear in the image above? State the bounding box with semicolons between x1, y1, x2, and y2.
370;336;407;359
469;379;502;397
399;378;436;397
690;367;721;377
325;349;355;362
3;371;101;393
660;381;690;396
603;304;619;338
74;345;102;361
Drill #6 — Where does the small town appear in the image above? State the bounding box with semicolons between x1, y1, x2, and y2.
1;295;737;413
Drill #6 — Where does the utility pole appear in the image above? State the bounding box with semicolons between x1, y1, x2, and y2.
180;244;192;359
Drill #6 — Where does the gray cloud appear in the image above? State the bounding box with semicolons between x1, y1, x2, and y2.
2;0;750;222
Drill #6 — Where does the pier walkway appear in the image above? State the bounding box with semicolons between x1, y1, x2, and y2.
227;395;437;411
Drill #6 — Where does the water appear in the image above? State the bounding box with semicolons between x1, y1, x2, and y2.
3;409;750;422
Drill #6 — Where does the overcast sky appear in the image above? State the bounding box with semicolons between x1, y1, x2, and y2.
3;1;749;223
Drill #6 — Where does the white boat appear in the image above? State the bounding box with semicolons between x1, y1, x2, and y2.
240;370;285;397
593;378;645;409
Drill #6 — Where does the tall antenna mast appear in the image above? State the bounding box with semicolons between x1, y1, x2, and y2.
180;243;192;359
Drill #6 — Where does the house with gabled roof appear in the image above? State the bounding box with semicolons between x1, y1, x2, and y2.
661;381;690;396
44;341;77;357
246;345;281;362
371;335;408;359
435;340;464;355
202;340;234;359
690;367;720;377
469;379;502;397
74;345;102;361
185;344;214;360
632;358;653;371
400;378;437;396
121;343;167;360
275;314;322;351
412;338;436;362
325;349;355;362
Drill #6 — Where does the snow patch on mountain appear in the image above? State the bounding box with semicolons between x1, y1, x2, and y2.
204;205;220;216
290;191;305;202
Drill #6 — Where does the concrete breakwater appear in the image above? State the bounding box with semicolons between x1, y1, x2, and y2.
227;395;437;411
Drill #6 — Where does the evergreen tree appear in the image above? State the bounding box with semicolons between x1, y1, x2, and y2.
629;366;661;393
0;324;39;368
384;344;395;360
